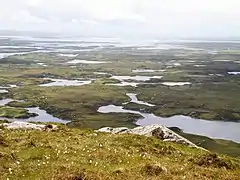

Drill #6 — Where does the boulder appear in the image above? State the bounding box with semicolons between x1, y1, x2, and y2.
2;121;58;131
97;124;204;149
98;127;130;134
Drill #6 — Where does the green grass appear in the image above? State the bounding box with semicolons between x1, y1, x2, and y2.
1;47;240;177
93;78;121;85
137;82;240;121
2;61;239;123
172;130;240;158
0;127;239;180
7;84;140;128
0;106;37;119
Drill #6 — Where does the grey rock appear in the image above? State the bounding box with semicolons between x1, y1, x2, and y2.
98;127;131;134
2;121;58;130
97;124;204;149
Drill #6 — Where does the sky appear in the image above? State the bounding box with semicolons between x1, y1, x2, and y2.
0;0;240;39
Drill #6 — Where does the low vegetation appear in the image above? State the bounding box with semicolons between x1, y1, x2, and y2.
0;106;37;119
1;40;240;179
171;129;240;157
6;84;141;128
137;82;240;121
0;127;239;180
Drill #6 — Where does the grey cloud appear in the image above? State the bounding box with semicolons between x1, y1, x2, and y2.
0;0;240;38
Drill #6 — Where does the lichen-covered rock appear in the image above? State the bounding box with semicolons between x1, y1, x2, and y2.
2;121;58;131
98;127;131;134
97;124;204;149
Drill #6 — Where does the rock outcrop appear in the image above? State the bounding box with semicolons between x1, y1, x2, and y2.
1;121;58;131
98;125;204;149
2;122;204;149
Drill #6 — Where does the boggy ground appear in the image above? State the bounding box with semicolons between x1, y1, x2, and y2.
0;106;37;119
0;125;240;180
1;41;240;160
5;84;141;129
135;81;240;121
177;131;240;158
1;60;240;123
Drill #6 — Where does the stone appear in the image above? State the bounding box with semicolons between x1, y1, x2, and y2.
98;127;131;134
2;121;58;131
97;124;205;149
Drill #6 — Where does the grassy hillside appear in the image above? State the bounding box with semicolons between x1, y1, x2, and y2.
176;131;240;158
0;126;239;180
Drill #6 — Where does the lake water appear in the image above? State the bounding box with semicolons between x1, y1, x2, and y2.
0;85;17;89
66;60;108;64
0;99;15;106
194;65;206;67
59;53;78;57
228;72;240;75
135;44;204;51
109;81;139;87
213;60;232;62
37;63;48;67
0;52;34;59
132;69;166;73
0;99;69;124
39;78;92;87
111;75;163;81
94;72;111;75
98;93;240;142
1;36;240;139
25;107;69;123
209;74;224;77
0;89;8;93
161;82;191;86
126;93;155;107
108;75;163;87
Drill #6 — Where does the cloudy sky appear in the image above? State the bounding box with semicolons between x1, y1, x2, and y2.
0;0;240;38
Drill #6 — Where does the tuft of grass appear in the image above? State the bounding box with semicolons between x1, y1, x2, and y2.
0;135;8;147
141;163;167;176
194;153;239;170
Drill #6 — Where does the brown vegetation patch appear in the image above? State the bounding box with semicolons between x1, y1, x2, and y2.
195;153;238;170
141;163;167;176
